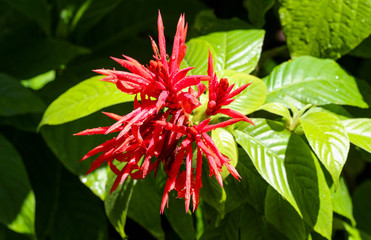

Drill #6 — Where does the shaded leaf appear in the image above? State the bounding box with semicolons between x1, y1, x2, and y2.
193;9;253;35
300;112;350;187
0;38;89;79
279;0;371;59
1;0;51;35
342;118;371;154
285;134;333;239
240;202;287;240
127;175;165;240
0;74;45;116
50;168;109;240
41;103;133;175
243;0;274;27
0;134;35;236
182;29;265;75
234;119;301;216
265;187;307;240
353;180;371;236
263;56;368;108
104;165;134;239
331;178;355;226
39;76;135;127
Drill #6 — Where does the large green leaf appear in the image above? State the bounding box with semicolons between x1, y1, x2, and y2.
212;128;238;180
0;134;35;236
1;0;51;35
285;134;333;239
182;29;265;75
243;0;274;27
41;103;133;176
80;166;108;200
300;112;350;188
105;166;134;239
39;76;135;127
353;181;371;236
331;178;355;226
239;202;287;240
265;187;307;240
234;119;301;216
165;193;196;240
127;175;165;239
263;56;368;108
0;39;90;80
0;74;45;116
279;0;371;59
342;119;371;154
224;148;268;214
222;71;266;115
259;102;292;120
50;168;109;240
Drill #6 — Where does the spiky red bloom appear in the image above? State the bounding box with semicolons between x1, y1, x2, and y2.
75;12;253;213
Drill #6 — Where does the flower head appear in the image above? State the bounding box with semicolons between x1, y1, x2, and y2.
75;12;253;213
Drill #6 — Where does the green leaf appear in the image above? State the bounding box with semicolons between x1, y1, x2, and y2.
127;175;165;239
200;206;241;240
80;166;108;200
183;29;265;75
331;178;356;226
0;134;35;235
0;38;90;80
39;76;135;127
342;118;371;154
240;202;287;240
222;71;267;115
353;180;371;236
224;148;268;214
243;0;274;27
0;73;45;116
105;165;134;239
212;128;238;179
41;103;133;175
265;187;307;240
165;194;196;240
21;70;56;91
350;36;371;59
234;119;302;216
285;134;333;239
259;102;292;120
279;0;371;59
263;56;368;108
50;168;109;240
300;112;350;187
193;9;253;35
1;0;51;35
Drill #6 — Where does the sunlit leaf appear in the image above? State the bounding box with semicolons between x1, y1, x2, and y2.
222;71;266;115
279;0;371;59
212;128;238;180
300;112;350;188
39;76;135;127
259;102;291;120
234;119;301;216
342;118;371;154
263;56;368;109
182;29;265;75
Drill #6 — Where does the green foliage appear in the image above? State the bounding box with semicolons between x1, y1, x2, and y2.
279;0;371;59
1;0;371;239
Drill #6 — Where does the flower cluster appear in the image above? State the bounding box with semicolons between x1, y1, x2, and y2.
75;12;253;213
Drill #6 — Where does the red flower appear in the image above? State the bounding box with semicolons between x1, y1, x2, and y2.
75;12;253;213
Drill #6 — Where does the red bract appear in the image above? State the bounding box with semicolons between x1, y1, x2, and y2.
75;12;253;213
